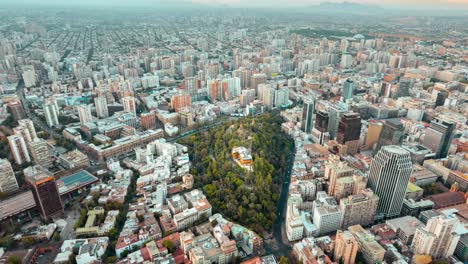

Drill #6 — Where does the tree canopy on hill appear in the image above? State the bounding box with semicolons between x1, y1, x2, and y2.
179;113;293;233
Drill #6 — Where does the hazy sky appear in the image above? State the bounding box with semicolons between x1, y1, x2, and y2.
2;0;468;8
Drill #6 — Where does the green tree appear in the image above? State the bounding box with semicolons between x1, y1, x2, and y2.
162;240;175;253
21;237;36;247
106;256;117;263
53;232;61;241
7;256;21;264
278;256;289;264
0;235;16;249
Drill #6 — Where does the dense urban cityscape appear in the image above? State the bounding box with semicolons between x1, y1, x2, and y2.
0;1;467;264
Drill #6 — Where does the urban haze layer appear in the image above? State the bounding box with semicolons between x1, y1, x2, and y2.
0;1;467;264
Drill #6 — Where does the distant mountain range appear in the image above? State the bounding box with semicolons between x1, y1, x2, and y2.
314;1;384;13
319;1;383;10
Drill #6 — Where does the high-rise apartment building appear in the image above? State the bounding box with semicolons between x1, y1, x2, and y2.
76;104;93;125
232;67;251;89
44;101;60;127
28;138;53;168
8;134;31;165
312;192;343;235
336;112;362;154
340;189;379;229
122;96;136;114
333;173;367;200
412;214;461;259
274;87;289;107
7;100;26;122
261;84;275;109
251;73;267;96
141;111;157;130
325;162;354;198
348;225;385;264
171;93;192;112
25;166;64;220
286;199;304;242
22;68;37;88
334;230;358;264
301;99;315;133
95;96;109;118
368;145;413;219
14;119;37;143
422;118;455;159
0;159;19;193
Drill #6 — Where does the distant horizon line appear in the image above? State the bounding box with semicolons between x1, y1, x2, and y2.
1;1;468;12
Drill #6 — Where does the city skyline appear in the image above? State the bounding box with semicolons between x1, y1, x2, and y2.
2;0;468;9
0;1;466;263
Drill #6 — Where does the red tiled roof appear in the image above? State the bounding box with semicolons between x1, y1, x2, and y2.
425;191;466;209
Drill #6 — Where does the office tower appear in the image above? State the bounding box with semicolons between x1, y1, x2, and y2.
141;111;156;130
412;215;460;259
95;96;109;118
251;73;267;96
376;119;405;150
301;99;315;133
28;138;53;168
342;79;354;100
392;78;413;99
22;69;37;88
336;113;362;155
25;166;64;220
0;159;19;193
312;110;329;144
422;118;455;159
261;84;275;109
435;90;449;107
122;96;136;114
368;145;413;219
7;100;26;122
334;230;358;264
364;120;383;150
313;192;343;235
315;110;329;132
327;105;347;139
340;189;379;229
43;101;60;127
325;162;354;198
14;119;37;143
76;104;93;125
274;87;289;107
348;225;385;264
8;134;31;165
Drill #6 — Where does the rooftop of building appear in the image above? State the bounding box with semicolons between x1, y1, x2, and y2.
407;182;423;193
424;191;466;208
56;170;99;194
